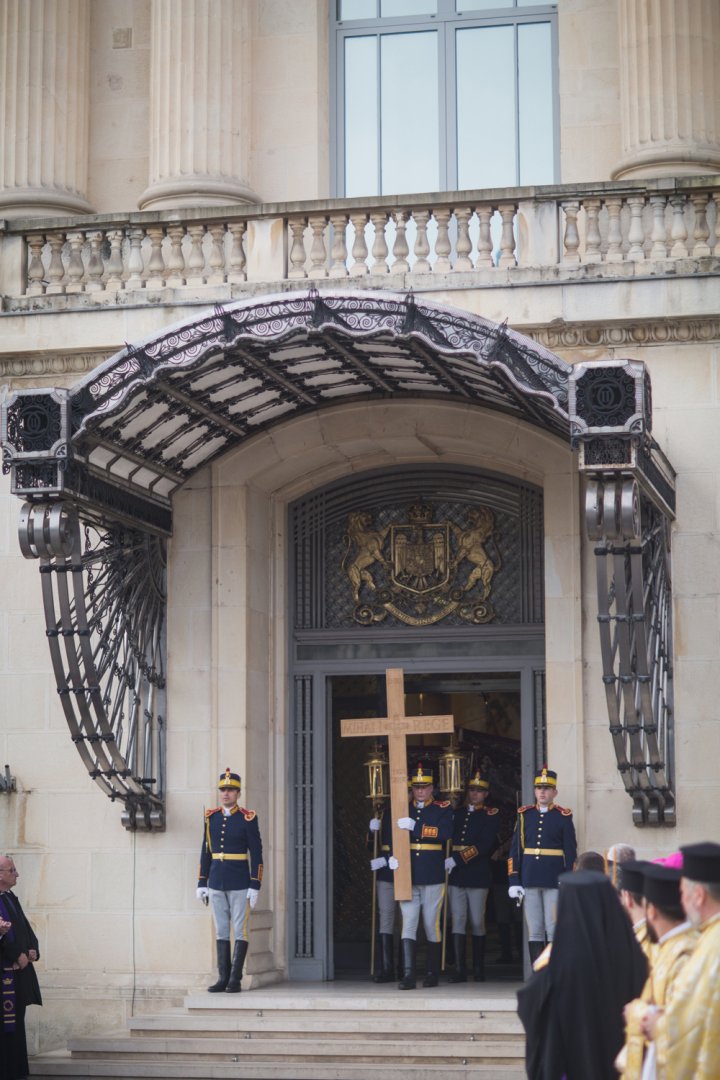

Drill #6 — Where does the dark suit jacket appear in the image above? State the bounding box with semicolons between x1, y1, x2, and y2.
0;890;42;1007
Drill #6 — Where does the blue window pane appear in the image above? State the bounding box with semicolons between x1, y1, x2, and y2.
456;1;513;10
340;1;377;19
345;37;379;195
518;22;554;184
380;32;439;194
456;26;516;188
381;0;438;14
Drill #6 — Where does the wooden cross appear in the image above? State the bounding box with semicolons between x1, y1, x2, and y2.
340;667;455;901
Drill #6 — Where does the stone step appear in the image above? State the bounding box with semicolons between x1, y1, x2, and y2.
30;1049;527;1080
129;1012;524;1037
67;1034;524;1063
183;986;522;1012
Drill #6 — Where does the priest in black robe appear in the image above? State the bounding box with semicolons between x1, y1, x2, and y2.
0;855;42;1080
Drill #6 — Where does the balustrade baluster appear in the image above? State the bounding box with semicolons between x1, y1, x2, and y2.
649;195;669;260
105;229;125;291
412;210;431;274
627;196;646;261
146;225;166;289
583;199;602;263
206;224;226;285
350;213;369;276
86;231;105;292
691;194;711;257
26;234;46;295
669;195;688;259
561;201;581;265
125;227;145;289
498;203;517;268
476;207;494;267
391;211;410;274
288;217;308;279
711;194;719;256
165;224;187;286
308;215;329;278
370;212;389;274
227;222;247;283
604;198;623;263
186;224;207;285
433;208;452;274
65;231;86;292
328;213;349;278
454;208;474;271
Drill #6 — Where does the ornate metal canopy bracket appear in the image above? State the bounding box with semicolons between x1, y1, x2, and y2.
570;360;676;826
2;390;166;830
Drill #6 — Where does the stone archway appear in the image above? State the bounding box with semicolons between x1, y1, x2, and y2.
0;290;677;827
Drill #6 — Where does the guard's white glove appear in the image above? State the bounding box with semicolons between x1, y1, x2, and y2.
388;856;399;870
508;885;525;900
397;816;415;830
369;818;381;832
370;856;387;871
444;857;456;873
247;887;259;909
196;886;209;902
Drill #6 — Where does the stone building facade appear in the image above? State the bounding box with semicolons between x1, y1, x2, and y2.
0;0;719;1055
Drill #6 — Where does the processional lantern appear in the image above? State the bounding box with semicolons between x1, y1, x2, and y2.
364;743;389;804
438;734;469;799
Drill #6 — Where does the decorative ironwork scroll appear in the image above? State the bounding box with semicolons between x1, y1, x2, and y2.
17;502;166;830
571;360;676;826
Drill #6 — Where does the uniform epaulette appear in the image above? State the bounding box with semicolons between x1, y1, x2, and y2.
205;806;221;817
486;807;499;815
518;804;533;813
437;800;451;808
555;804;573;816
240;807;256;821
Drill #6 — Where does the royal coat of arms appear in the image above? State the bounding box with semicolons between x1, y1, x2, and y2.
342;500;501;626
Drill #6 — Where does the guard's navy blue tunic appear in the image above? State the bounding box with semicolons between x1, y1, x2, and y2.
198;805;264;892
405;797;453;886
508;804;577;889
448;804;501;888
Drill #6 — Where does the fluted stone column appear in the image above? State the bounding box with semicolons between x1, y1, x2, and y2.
139;0;258;210
0;0;93;216
613;0;720;178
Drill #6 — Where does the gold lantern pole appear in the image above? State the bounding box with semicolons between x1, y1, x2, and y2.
364;743;389;978
438;735;470;971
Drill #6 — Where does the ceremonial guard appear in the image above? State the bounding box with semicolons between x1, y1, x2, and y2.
388;762;453;990
368;806;396;982
197;768;264;993
446;770;500;982
507;766;577;966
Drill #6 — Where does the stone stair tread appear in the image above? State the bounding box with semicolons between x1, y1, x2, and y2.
129;1014;523;1035
184;988;522;1012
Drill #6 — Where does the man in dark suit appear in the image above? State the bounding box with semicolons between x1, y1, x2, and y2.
0;854;42;1080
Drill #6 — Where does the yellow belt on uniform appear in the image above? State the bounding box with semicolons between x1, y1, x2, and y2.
453;845;471;852
410;843;443;851
211;853;248;861
523;848;564;857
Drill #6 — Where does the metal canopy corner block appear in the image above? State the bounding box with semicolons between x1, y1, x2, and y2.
570;359;676;828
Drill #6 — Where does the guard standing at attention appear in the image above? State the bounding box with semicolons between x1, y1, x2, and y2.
387;762;453;990
197;768;264;993
446;770;500;982
507;765;577;967
368;805;396;982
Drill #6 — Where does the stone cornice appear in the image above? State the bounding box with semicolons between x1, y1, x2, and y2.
1;317;719;383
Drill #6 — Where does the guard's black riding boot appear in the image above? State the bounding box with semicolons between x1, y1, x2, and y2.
208;939;231;992
422;941;441;988
496;924;513;963
373;933;395;983
225;940;248;993
528;939;544;969
447;934;467;983
472;935;486;982
398;938;417;990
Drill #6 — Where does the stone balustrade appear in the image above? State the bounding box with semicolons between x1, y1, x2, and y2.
1;178;717;305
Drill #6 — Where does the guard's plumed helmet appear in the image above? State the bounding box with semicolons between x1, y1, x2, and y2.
218;767;241;790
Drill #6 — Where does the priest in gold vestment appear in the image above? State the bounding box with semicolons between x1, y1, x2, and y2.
642;842;720;1080
618;864;697;1080
619;860;657;970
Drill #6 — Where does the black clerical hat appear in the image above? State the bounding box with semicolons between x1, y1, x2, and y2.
641;864;681;908
619;859;652;894
681;841;720;884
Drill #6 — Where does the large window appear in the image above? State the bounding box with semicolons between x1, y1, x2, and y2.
333;1;558;196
